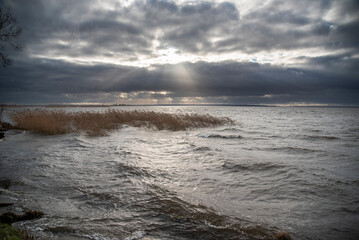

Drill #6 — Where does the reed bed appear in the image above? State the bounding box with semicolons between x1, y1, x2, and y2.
9;109;234;136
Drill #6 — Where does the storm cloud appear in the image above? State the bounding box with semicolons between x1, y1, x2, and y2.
0;0;358;105
2;58;358;105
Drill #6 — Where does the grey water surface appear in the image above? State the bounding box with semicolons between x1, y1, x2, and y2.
0;106;358;240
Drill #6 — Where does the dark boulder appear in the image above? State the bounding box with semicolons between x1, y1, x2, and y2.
0;179;11;189
0;121;14;131
0;211;44;224
275;232;292;240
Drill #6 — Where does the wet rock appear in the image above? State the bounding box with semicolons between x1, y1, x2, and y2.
0;212;18;224
0;121;14;131
0;210;44;224
0;179;11;189
0;202;13;208
0;132;4;139
21;210;44;221
275;231;292;240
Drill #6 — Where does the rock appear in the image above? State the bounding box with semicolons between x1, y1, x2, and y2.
0;179;11;189
275;231;292;240
21;210;44;221
0;202;13;208
0;212;19;224
0;132;4;139
0;121;14;131
0;210;44;224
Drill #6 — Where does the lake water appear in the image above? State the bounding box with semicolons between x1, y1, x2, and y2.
0;106;358;240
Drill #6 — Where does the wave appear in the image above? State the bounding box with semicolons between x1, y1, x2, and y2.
308;129;322;133
80;233;114;240
197;134;243;139
124;231;145;240
194;146;211;151
146;184;277;240
305;135;339;140
265;146;321;154
63;136;94;149
217;127;242;132
116;161;169;180
119;163;156;179
222;162;285;172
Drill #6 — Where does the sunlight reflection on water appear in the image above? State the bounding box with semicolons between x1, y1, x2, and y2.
1;106;359;240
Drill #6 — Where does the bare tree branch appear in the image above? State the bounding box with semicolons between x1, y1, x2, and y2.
0;7;21;67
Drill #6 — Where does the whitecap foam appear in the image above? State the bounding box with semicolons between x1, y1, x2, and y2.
82;233;114;240
204;220;231;230
124;230;145;240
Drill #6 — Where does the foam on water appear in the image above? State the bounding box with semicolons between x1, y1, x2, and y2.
124;231;145;240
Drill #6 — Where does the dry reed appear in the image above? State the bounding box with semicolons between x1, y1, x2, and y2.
9;109;234;136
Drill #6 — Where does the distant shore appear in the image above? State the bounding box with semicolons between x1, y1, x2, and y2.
1;103;358;108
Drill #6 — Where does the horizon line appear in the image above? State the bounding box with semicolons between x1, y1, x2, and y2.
1;103;359;108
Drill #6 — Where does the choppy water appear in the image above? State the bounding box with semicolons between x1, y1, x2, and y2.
1;106;359;240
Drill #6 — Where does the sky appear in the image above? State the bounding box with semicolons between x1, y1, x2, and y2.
0;0;358;105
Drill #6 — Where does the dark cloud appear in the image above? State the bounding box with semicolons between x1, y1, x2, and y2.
0;0;358;105
333;18;359;49
2;0;237;56
2;0;358;56
301;53;359;73
1;58;358;104
213;0;358;53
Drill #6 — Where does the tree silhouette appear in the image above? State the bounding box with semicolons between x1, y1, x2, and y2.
0;7;21;67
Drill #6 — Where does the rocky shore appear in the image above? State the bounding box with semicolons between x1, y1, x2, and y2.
0;179;43;240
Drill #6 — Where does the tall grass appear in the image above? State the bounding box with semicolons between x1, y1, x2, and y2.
10;109;234;136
